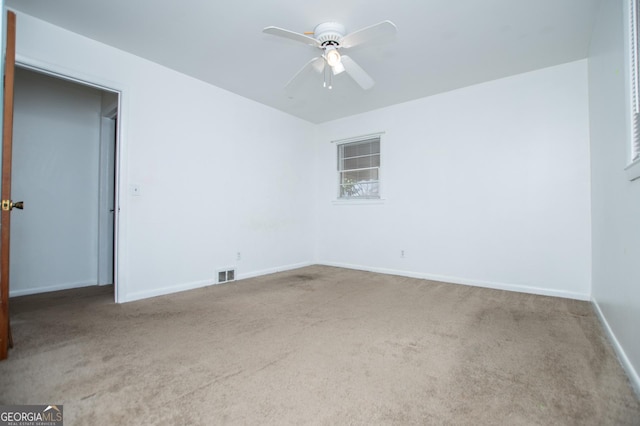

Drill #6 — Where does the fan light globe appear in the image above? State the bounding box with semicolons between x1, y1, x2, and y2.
332;61;346;75
325;47;341;67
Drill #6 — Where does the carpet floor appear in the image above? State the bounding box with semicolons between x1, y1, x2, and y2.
0;266;639;425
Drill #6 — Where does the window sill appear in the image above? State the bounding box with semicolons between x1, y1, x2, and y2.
625;158;640;181
332;198;386;206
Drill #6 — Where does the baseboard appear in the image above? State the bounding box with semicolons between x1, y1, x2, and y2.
237;262;313;281
121;279;215;303
592;297;640;398
120;261;313;303
318;262;591;301
10;281;97;298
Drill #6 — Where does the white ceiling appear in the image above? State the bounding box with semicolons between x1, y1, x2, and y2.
7;0;601;123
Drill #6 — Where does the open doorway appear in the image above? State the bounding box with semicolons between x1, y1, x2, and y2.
9;66;119;300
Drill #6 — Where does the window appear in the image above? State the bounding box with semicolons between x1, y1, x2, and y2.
627;0;640;180
337;136;381;199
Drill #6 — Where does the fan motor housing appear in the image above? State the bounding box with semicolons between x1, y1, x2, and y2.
314;22;345;46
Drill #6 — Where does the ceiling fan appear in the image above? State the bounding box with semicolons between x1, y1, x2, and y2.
263;20;397;91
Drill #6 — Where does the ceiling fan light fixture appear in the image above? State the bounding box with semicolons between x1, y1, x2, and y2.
264;20;396;92
325;46;341;67
332;61;345;75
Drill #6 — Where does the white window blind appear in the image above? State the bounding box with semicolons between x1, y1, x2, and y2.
630;0;640;161
337;137;380;199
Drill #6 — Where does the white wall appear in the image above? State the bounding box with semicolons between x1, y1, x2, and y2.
13;12;317;302
7;0;638;397
588;0;640;394
10;68;102;296
315;60;592;300
11;12;593;304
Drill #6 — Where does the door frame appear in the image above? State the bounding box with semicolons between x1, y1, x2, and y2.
14;55;128;303
1;10;17;360
97;106;117;286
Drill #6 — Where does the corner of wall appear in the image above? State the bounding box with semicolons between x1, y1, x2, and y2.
592;297;640;398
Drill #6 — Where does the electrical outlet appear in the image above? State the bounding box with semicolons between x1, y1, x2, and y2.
236;252;241;261
401;250;405;258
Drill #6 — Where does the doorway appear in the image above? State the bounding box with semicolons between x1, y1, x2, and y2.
10;66;120;300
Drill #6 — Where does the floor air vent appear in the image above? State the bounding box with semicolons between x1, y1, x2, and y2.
218;269;236;283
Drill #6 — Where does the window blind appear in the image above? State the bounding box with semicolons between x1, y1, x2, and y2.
631;0;640;160
337;137;381;199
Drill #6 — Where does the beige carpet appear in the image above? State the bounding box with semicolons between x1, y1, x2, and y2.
0;266;638;425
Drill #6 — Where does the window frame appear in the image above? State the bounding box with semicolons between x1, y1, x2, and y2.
626;0;640;180
333;133;384;202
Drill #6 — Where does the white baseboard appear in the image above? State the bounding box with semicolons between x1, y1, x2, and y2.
121;279;215;303
120;261;313;303
237;262;312;281
10;281;97;298
592;297;640;398
317;262;591;301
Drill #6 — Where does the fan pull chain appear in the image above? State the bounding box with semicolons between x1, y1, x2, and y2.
323;63;333;89
323;65;327;88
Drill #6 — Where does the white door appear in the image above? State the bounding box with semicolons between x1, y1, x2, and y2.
98;114;116;285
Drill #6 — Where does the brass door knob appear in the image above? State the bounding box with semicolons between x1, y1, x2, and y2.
1;200;24;211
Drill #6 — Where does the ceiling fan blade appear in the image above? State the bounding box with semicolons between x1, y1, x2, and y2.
340;20;397;49
311;56;326;73
263;26;321;47
284;57;325;94
341;55;374;90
